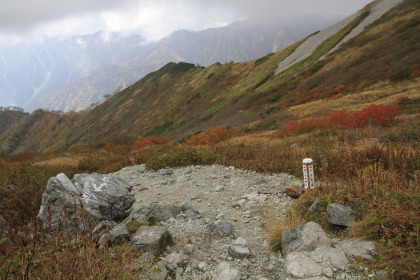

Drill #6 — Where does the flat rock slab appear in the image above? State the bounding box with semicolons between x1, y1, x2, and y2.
282;222;331;256
131;226;168;255
327;204;357;227
285;246;349;278
335;238;377;259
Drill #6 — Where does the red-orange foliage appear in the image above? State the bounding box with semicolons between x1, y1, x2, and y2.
0;158;15;168
132;137;168;151
103;143;114;151
132;138;155;151
409;70;420;78
330;93;345;100
146;137;168;145
187;127;231;145
398;97;411;105
14;153;35;162
327;84;346;95
275;104;401;137
351;104;401;128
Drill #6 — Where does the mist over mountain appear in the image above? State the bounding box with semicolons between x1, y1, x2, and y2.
0;15;340;112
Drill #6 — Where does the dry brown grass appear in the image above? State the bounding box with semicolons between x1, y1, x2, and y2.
287;79;420;119
34;154;85;168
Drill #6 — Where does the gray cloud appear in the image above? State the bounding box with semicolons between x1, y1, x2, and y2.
0;0;372;37
0;0;136;33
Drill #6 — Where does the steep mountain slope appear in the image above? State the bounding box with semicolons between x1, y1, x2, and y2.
0;0;419;154
1;16;339;113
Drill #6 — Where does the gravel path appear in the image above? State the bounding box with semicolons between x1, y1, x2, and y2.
112;164;300;279
109;165;382;280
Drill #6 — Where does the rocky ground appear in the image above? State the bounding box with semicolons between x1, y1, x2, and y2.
108;165;384;280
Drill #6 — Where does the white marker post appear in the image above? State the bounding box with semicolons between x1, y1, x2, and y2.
302;158;315;190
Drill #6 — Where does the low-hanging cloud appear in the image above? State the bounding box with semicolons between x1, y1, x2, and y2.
0;0;137;33
0;0;372;38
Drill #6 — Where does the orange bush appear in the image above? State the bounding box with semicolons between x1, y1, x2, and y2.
0;158;15;168
102;143;114;151
132;138;155;151
187;127;231;145
275;104;401;137
146;137;168;145
330;93;344;100
351;104;401;128
14;153;35;162
409;70;420;78
132;137;168;151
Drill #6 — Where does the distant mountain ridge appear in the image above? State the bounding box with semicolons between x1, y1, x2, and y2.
0;0;418;155
0;16;340;112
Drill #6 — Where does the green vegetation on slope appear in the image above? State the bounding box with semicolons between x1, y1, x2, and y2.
0;0;419;154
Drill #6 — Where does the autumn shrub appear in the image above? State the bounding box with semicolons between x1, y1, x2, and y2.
187;127;231;145
0;218;143;279
102;143;114;151
409;69;420;78
132;137;168;151
330;93;344;100
275;104;401;137
351;104;401;128
132;138;155;151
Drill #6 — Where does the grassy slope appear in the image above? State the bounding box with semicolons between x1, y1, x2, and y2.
0;0;419;154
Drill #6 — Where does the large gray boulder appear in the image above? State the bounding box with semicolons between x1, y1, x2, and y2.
38;173;134;236
208;221;234;237
282;222;331;256
130;226;168;255
327;204;357;227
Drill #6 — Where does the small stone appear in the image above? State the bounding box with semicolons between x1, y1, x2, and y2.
308;198;322;213
323;267;334;278
159;169;172;175
131;226;168;256
215;185;224;192
163;253;190;270
198;261;207;271
214;262;241;280
285;184;303;199
216;213;225;220
208;221;234;237
327;204;357;227
190;259;199;270
150;261;169;280
335;238;377;259
228;237;251;259
183;244;196;255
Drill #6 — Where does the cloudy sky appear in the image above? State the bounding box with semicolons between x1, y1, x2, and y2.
0;0;372;42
